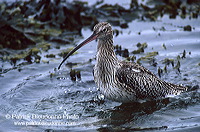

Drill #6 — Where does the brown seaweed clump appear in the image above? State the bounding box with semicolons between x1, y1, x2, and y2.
0;0;199;67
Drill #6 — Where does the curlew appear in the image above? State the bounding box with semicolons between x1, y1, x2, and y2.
58;22;187;103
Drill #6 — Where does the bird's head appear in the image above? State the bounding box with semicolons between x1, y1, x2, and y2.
93;22;112;40
58;22;113;69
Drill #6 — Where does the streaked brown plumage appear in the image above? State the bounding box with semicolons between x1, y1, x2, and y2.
58;22;187;103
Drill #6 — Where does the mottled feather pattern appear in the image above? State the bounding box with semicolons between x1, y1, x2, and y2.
92;22;187;103
116;61;187;101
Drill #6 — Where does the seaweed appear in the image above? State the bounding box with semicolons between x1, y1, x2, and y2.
3;47;41;65
183;25;192;31
70;69;81;81
162;58;174;67
0;0;199;67
0;22;35;49
58;47;78;58
137;51;159;65
132;43;148;54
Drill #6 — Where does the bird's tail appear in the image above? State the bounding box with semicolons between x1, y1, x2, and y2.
165;83;187;97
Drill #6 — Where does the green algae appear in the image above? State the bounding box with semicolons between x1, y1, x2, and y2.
146;51;159;57
45;54;56;58
174;60;181;72
30;47;40;55
163;65;167;73
136;42;148;49
162;58;175;67
126;56;136;62
58;47;78;58
3;47;41;65
132;42;148;54
38;42;51;52
136;51;158;64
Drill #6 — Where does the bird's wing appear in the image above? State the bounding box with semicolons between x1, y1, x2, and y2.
116;62;156;88
115;61;173;99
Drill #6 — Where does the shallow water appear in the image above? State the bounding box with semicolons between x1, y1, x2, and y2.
1;10;200;132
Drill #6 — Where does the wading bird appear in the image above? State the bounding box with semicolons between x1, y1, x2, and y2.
58;22;187;103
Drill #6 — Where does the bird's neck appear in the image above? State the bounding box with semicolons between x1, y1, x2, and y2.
96;38;118;67
94;37;119;90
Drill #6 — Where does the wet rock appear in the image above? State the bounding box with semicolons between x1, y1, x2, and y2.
183;25;192;31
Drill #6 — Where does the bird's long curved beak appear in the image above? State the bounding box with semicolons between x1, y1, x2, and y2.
58;33;98;69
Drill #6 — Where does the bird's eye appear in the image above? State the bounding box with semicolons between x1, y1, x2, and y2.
102;28;107;32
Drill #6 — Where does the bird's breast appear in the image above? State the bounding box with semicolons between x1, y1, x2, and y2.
93;64;137;103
